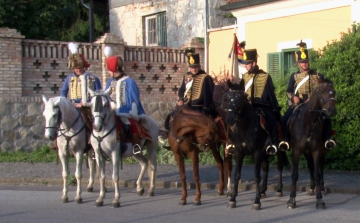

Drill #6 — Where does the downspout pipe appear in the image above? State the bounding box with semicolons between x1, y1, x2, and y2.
81;0;94;43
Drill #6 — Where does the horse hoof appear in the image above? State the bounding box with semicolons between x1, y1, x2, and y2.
261;193;266;199
87;187;93;193
179;200;186;205
137;188;144;196
61;197;68;203
94;201;104;207
316;199;326;209
228;201;236;208
276;192;283;197
316;203;326;209
287;203;296;209
251;203;261;210
217;190;224;196
148;192;154;197
75;198;82;204
193;201;201;206
307;189;315;196
112;202;120;208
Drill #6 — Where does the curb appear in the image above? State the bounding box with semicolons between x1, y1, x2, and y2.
1;178;359;195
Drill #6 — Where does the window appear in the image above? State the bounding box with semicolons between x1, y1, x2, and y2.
144;12;167;47
267;48;298;80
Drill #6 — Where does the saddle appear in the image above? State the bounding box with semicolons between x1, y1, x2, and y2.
114;115;152;143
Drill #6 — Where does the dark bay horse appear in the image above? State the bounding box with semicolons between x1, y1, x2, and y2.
287;78;336;209
225;79;288;210
168;106;228;205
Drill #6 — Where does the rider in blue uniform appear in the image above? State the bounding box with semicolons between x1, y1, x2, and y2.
57;42;101;151
105;54;145;154
60;42;101;107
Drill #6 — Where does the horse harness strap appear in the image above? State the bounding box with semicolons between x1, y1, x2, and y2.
91;112;118;161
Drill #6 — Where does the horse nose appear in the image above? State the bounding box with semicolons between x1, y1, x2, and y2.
327;107;337;117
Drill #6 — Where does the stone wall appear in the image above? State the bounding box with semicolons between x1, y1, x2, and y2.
0;28;205;152
0;96;174;152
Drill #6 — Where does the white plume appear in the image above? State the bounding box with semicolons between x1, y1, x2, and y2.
104;46;112;57
68;42;78;54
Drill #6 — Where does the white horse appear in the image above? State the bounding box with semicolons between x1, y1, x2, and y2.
88;89;159;207
42;96;96;203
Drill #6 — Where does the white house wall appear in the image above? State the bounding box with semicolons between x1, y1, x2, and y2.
109;0;235;47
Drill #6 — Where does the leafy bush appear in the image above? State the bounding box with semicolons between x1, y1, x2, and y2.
309;23;360;170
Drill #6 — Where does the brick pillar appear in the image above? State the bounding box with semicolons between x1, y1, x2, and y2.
181;38;205;71
0;28;24;97
94;33;125;88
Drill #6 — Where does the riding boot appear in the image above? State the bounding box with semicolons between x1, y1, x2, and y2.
266;124;279;155
278;112;291;152
160;113;173;151
323;119;336;150
125;124;141;154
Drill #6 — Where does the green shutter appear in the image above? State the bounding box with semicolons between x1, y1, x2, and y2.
157;12;167;47
267;52;283;80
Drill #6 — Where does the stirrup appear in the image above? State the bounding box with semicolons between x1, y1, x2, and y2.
133;144;141;154
278;141;290;151
325;139;336;150
225;144;235;156
266;145;277;155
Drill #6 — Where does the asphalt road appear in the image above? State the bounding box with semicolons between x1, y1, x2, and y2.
0;185;359;223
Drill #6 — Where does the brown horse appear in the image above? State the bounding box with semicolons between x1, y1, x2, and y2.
168;106;229;205
287;78;336;209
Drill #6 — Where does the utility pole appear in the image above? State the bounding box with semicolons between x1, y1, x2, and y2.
81;0;94;42
203;0;208;73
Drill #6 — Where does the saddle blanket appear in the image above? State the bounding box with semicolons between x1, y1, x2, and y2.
115;116;152;142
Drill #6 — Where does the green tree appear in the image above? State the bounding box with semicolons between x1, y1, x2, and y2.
310;23;360;170
0;0;109;42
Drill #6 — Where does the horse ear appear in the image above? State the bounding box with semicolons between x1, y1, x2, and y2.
104;87;112;96
42;95;48;104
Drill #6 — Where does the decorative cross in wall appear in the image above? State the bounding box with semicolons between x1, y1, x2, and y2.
51;84;59;94
50;60;59;69
33;60;42;69
172;85;179;94
172;64;179;72
159;64;166;72
132;63;139;71
146;64;152;72
159;85;166;94
166;75;172;83
42;72;51;81
152;74;159;82
33;84;42;93
146;85;153;94
59;72;67;82
139;74;146;82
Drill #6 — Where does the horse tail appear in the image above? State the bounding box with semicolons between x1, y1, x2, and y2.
164;113;171;131
278;150;291;169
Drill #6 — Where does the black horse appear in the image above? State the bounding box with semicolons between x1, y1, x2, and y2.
225;79;288;210
287;78;336;209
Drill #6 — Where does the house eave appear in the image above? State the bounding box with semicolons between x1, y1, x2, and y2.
220;0;284;12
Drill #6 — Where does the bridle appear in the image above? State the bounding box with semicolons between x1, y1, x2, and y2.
45;105;85;137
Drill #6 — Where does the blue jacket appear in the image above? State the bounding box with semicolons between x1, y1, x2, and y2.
60;72;101;104
105;76;145;118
